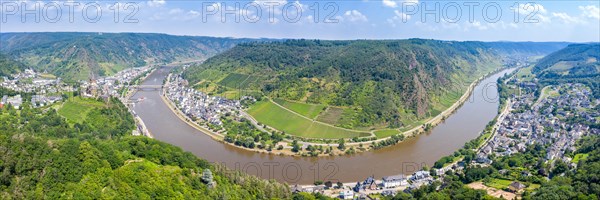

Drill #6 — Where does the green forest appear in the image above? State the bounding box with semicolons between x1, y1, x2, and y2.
0;97;291;199
0;32;262;81
0;53;26;78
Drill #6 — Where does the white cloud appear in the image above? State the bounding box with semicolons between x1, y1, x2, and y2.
168;8;183;15
147;0;166;7
343;10;368;22
465;20;488;31
382;0;398;8
579;5;600;19
552;12;580;24
514;3;550;24
382;0;418;8
387;10;411;27
515;3;547;15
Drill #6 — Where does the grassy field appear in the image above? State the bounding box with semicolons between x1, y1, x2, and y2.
273;98;325;119
57;97;105;124
547;61;575;73
542;86;560;98
573;153;589;163
485;178;513;190
373;129;400;138
247;100;370;139
485;178;540;191
443;156;464;167
515;66;535;82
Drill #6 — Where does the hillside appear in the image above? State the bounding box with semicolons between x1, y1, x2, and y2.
183;39;566;129
533;43;600;97
0;32;259;81
0;98;290;199
0;53;26;78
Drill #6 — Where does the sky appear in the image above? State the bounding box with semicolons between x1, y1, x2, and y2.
1;0;599;42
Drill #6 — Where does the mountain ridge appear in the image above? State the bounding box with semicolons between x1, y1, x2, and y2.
183;39;568;129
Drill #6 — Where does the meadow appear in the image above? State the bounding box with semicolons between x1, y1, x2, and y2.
57;97;105;124
373;129;400;138
247;100;370;139
273;98;325;119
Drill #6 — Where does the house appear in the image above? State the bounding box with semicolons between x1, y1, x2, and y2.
353;182;362;192
339;190;354;200
509;181;526;192
381;190;397;197
382;174;408;188
475;156;493;164
290;185;302;193
6;95;22;109
411;171;431;181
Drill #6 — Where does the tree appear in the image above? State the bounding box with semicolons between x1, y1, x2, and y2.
337;139;345;150
202;169;213;183
291;140;300;152
324;181;333;188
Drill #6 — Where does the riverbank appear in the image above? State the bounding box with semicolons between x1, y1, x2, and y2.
159;67;510;157
159;73;305;156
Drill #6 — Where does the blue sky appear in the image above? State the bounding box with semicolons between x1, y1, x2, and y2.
1;0;599;42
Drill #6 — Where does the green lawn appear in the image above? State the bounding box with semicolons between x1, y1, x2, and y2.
443;156;464;167
57;97;105;124
374;129;400;138
485;178;513;190
247;100;370;139
573;153;589;163
273;98;326;119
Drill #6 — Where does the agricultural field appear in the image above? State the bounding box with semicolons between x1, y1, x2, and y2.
316;107;344;125
57;97;105;124
273;98;325;119
247;100;370;139
515;66;536;82
547;61;576;73
218;73;263;90
315;106;361;129
373;129;400;138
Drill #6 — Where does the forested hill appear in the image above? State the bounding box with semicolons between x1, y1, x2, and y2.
0;32;262;81
183;39;566;128
0;98;290;199
533;43;600;97
0;53;26;77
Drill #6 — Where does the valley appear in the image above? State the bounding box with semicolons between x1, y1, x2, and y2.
1;32;598;199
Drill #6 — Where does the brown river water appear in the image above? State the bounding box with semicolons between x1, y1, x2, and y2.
131;67;515;184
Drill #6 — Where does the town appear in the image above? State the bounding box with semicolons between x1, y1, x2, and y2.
164;74;247;127
289;77;600;199
479;83;599;164
1;69;73;109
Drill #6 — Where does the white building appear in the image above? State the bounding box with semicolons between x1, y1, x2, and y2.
382;174;408;188
339;190;354;200
6;95;22;109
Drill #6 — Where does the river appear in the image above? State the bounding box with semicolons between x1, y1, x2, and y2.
131;67;515;184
